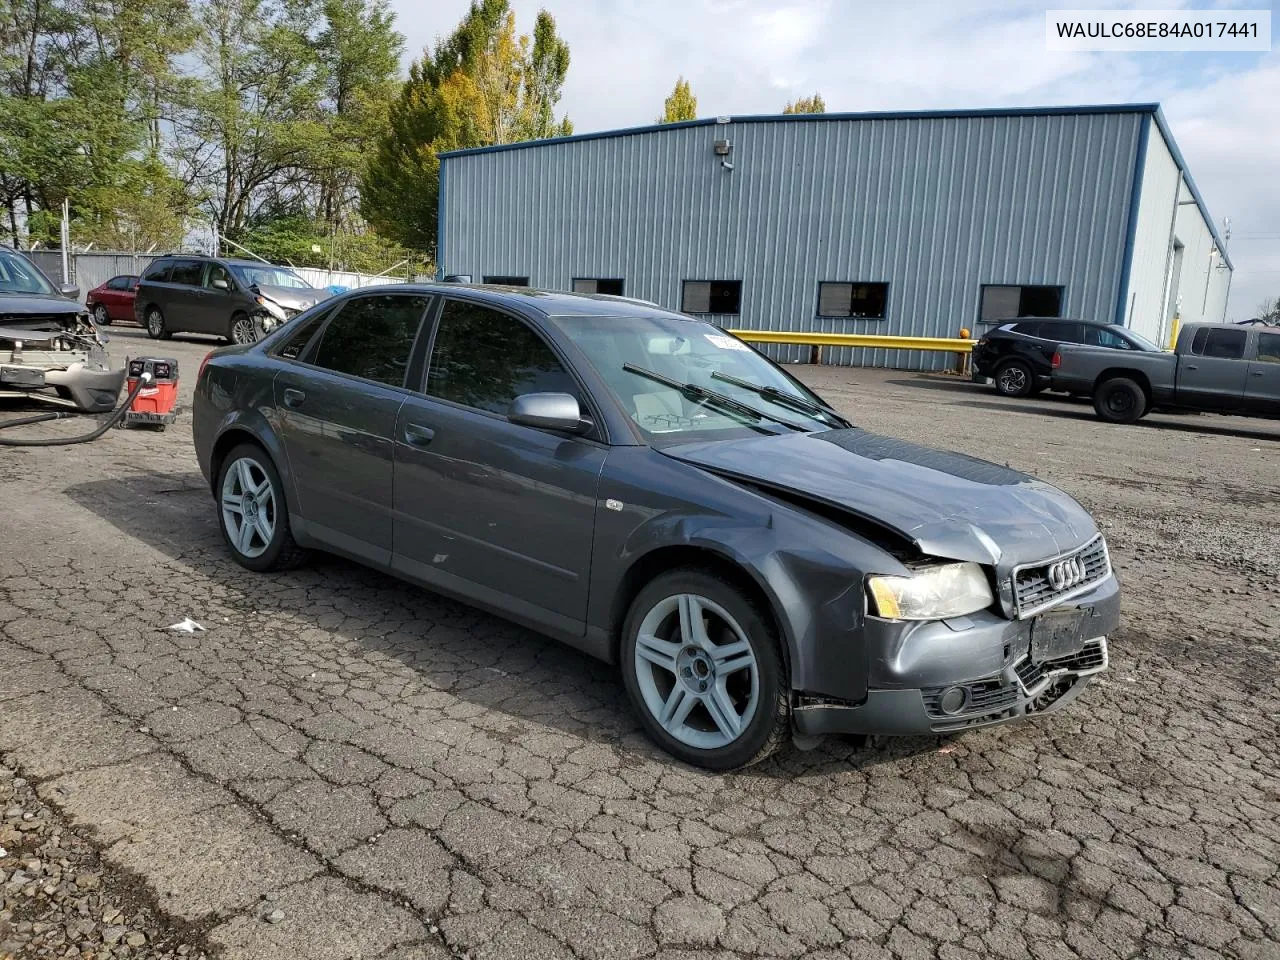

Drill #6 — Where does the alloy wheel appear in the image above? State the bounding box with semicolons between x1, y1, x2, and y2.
220;457;277;559
633;593;760;749
998;366;1028;395
231;315;257;345
147;309;164;337
93;304;109;325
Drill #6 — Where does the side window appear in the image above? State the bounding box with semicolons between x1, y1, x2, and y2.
1037;321;1076;341
107;276;126;291
310;295;430;386
168;260;204;286
1191;328;1209;354
273;306;335;361
1200;328;1247;360
204;263;233;290
143;261;172;283
1084;327;1132;349
426;300;579;416
1256;333;1280;364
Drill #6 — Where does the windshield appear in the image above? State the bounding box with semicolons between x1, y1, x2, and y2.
553;313;842;439
232;265;312;289
0;249;58;296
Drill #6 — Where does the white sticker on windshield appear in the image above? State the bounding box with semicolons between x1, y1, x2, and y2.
704;333;750;352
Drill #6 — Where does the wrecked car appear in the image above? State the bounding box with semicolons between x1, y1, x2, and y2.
193;285;1119;770
0;247;125;413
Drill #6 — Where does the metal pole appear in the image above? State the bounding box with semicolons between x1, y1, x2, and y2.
217;235;272;264
212;222;219;257
369;258;410;279
60;198;70;285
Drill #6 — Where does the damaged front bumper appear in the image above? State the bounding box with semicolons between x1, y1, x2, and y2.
793;573;1120;737
0;342;126;413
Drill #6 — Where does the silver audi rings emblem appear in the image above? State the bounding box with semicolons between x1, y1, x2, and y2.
1048;556;1085;590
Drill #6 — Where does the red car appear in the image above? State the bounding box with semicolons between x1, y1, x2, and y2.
85;274;140;325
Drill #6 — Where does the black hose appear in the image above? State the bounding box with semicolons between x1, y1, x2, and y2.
0;373;151;447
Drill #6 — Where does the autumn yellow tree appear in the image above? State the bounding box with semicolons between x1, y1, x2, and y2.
783;93;826;114
658;77;697;123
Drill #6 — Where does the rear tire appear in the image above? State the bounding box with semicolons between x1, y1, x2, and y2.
620;568;788;770
215;443;308;572
145;306;171;340
1093;377;1147;424
994;360;1034;397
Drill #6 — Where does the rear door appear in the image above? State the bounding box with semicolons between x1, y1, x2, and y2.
1245;331;1280;415
163;259;208;334
200;262;237;335
274;292;433;565
391;297;607;634
1177;327;1249;410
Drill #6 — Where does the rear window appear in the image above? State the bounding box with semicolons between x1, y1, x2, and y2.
142;261;172;282
1191;327;1246;360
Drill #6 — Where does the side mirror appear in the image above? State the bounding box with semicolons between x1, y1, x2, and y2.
211;277;230;291
508;392;586;432
60;283;80;300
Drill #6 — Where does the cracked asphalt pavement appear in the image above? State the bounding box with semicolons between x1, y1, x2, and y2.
1;327;1278;960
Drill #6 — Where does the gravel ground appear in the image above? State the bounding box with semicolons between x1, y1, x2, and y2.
0;327;1276;960
0;755;211;959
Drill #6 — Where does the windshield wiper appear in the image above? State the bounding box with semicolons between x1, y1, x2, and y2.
622;363;807;432
709;371;850;427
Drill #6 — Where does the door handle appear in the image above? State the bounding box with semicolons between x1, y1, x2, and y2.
1185;365;1198;371
282;388;305;408
404;422;435;446
1251;371;1264;377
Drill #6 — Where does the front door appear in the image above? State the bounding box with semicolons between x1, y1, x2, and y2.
1178;326;1249;411
1245;331;1280;415
391;298;607;634
275;292;433;566
200;262;236;336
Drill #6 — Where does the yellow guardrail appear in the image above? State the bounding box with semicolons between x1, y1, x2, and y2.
727;329;978;354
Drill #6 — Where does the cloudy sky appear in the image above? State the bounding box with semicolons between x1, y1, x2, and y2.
387;0;1279;320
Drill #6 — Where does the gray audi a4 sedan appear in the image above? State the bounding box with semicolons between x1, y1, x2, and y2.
192;285;1120;770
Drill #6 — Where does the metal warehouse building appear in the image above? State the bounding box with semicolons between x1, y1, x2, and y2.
438;103;1232;369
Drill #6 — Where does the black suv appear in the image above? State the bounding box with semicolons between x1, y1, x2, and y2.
971;318;1160;396
134;255;330;343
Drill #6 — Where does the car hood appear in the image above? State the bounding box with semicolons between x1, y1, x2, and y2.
661;428;1098;568
0;294;90;343
255;285;331;311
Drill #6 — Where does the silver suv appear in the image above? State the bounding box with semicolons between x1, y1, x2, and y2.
134;255;331;344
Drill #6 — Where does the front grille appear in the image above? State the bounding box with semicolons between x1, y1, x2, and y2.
1011;536;1110;617
1016;638;1109;694
926;638;1109;729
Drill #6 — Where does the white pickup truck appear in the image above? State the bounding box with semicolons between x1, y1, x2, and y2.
1051;322;1280;424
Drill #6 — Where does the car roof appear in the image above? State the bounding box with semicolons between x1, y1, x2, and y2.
385;283;690;320
151;254;289;269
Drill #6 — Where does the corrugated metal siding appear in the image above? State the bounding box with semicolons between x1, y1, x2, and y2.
1124;123;1181;342
442;112;1143;370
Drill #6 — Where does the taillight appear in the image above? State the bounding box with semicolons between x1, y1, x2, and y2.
1051;351;1062;368
199;351;214;380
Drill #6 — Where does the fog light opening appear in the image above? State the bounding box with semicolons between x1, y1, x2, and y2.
938;686;968;715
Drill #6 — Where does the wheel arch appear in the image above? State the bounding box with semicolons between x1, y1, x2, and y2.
208;419;293;505
1095;367;1152;401
609;543;794;684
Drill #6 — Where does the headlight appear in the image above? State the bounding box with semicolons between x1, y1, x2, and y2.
866;562;994;620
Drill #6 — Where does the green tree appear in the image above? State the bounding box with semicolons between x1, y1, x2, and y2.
783;92;825;114
657;76;696;123
361;0;572;253
311;0;402;225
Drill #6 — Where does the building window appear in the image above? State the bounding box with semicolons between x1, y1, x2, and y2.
572;278;625;296
682;280;741;315
817;282;888;319
980;285;1063;322
482;275;530;286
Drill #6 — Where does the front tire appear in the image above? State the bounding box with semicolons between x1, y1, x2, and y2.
994;360;1035;397
230;312;256;345
620;569;788;770
1093;377;1147;424
216;444;307;572
145;306;172;340
92;303;111;326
